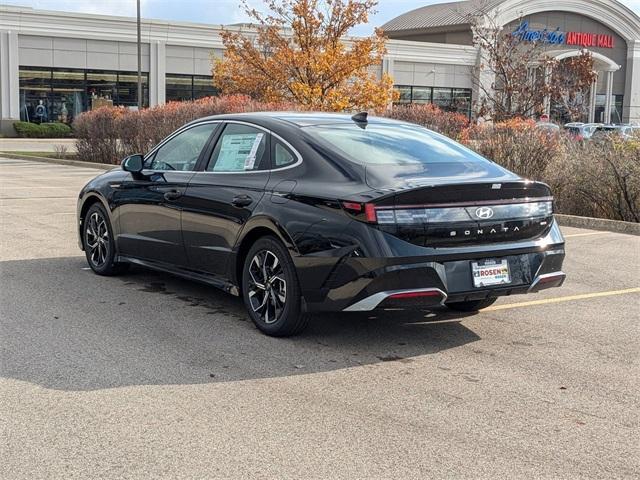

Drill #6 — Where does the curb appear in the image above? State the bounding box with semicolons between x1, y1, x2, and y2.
0;153;115;171
555;214;640;236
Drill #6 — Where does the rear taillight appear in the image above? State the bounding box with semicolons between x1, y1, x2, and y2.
343;200;553;225
341;201;362;213
355;201;554;225
364;203;377;223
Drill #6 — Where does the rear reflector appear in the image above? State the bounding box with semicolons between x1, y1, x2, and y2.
538;273;565;284
388;290;442;300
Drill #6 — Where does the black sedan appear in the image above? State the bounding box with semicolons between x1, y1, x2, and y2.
77;112;566;336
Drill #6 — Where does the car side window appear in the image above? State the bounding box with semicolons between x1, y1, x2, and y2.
206;123;269;172
272;139;297;168
148;123;217;171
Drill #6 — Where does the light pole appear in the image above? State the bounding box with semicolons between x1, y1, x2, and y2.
136;0;142;110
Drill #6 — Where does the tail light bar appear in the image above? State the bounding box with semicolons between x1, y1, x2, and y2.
343;200;554;224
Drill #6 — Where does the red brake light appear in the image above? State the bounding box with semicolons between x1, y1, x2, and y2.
364;203;377;223
341;201;362;213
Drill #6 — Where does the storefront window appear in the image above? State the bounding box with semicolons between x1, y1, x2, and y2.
19;67;149;124
20;68;53;123
193;76;218;99
612;95;624;124
51;69;85;123
451;88;471;116
116;72;149;107
166;74;218;102
432;88;453;110
394;85;472;118
396;86;412;104
166;75;193;102
412;86;431;104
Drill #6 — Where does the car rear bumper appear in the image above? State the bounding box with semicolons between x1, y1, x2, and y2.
299;220;566;312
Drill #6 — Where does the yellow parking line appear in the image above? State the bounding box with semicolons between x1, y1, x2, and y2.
483;287;640;311
563;232;612;238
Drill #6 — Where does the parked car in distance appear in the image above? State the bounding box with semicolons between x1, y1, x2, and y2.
591;124;640;141
77;112;566;336
564;122;600;140
591;124;622;140
620;125;640;139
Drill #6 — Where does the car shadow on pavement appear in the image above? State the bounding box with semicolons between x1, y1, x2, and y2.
1;256;480;391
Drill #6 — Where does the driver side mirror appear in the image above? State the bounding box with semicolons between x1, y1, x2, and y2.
122;154;144;173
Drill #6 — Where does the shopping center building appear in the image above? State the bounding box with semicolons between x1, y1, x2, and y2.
1;0;639;135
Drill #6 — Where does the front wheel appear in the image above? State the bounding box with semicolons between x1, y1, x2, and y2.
446;297;497;312
241;236;309;336
83;203;128;276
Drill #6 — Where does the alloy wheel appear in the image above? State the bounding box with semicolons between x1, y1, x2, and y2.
85;211;110;267
247;249;287;324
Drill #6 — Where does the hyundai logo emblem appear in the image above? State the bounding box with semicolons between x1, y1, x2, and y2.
475;206;494;219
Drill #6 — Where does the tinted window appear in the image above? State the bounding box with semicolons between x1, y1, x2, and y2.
305;123;495;167
272;139;296;168
207;123;269;172
149;123;216;171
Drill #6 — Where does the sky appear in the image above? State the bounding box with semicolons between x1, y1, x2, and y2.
2;0;639;36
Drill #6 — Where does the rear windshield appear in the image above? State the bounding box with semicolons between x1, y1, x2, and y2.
305;123;496;167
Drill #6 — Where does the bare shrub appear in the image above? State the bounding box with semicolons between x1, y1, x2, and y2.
73;106;127;164
53;144;68;159
547;135;640;223
460;118;560;180
73;95;298;164
384;103;469;140
461;120;639;222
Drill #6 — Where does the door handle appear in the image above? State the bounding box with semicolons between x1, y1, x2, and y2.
232;195;253;207
163;190;183;201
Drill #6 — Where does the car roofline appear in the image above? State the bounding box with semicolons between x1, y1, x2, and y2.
185;111;413;129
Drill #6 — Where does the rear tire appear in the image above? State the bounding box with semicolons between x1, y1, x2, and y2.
446;297;497;312
83;203;129;276
241;236;309;336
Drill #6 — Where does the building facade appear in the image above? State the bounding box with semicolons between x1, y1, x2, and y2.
0;0;638;135
383;0;640;125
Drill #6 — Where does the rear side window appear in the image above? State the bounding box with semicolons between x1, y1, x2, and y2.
207;123;269;172
272;139;297;168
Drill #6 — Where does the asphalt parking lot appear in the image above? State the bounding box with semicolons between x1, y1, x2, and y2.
1;157;639;479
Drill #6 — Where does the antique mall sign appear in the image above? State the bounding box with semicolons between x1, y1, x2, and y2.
512;20;614;48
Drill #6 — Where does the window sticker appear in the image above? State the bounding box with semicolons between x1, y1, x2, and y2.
213;132;264;171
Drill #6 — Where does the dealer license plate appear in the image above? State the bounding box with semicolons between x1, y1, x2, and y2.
471;259;511;288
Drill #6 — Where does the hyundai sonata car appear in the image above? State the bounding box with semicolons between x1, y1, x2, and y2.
77;112;565;336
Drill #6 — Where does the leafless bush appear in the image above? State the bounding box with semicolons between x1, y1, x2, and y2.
53;144;69;159
546;135;640;223
384;103;469;140
460;118;560;180
73;95;299;164
461;122;640;222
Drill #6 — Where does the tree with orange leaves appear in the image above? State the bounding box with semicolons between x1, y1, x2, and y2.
212;0;396;112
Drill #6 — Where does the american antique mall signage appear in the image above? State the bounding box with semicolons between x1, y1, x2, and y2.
512;20;614;48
